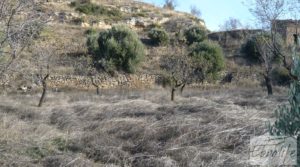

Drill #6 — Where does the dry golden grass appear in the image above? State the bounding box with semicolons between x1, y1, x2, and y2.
0;86;288;167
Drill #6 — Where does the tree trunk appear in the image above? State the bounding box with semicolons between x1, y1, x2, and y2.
171;88;176;101
90;76;99;95
38;74;49;107
264;75;273;95
180;84;185;95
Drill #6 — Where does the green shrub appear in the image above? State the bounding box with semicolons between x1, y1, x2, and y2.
71;1;122;18
271;66;291;86
184;26;207;45
96;25;145;73
148;28;169;46
189;41;225;80
86;28;99;55
241;38;261;63
242;33;284;64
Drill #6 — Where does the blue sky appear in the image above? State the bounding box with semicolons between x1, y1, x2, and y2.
142;0;255;31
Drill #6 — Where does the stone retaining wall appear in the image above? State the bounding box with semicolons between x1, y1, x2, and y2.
47;74;158;89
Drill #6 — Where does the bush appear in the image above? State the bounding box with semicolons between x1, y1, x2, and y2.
241;38;261;64
184;26;207;45
242;33;284;64
271;66;291;86
96;25;145;73
71;1;122;18
189;41;225;80
86;29;99;55
148;28;169;46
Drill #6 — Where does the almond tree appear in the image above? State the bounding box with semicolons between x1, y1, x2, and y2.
32;43;58;107
253;33;276;95
248;0;289;95
160;54;194;101
0;0;47;78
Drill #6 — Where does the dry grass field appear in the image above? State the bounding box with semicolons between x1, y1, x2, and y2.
0;87;288;167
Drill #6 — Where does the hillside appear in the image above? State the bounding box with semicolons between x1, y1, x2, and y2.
0;1;297;167
0;0;267;92
1;0;217;90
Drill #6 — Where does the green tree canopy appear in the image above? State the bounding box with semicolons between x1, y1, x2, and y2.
96;25;145;73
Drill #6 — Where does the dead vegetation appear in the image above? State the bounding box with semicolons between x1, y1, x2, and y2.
0;87;287;167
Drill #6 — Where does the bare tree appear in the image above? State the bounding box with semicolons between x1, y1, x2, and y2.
248;0;291;95
0;0;47;78
160;47;205;101
32;43;57;107
88;67;100;95
163;0;177;10
219;17;243;31
253;34;276;95
160;54;193;101
190;5;201;18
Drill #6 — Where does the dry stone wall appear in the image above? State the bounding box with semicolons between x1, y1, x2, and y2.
47;74;158;89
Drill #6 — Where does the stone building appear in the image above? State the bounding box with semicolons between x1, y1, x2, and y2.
273;20;300;46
